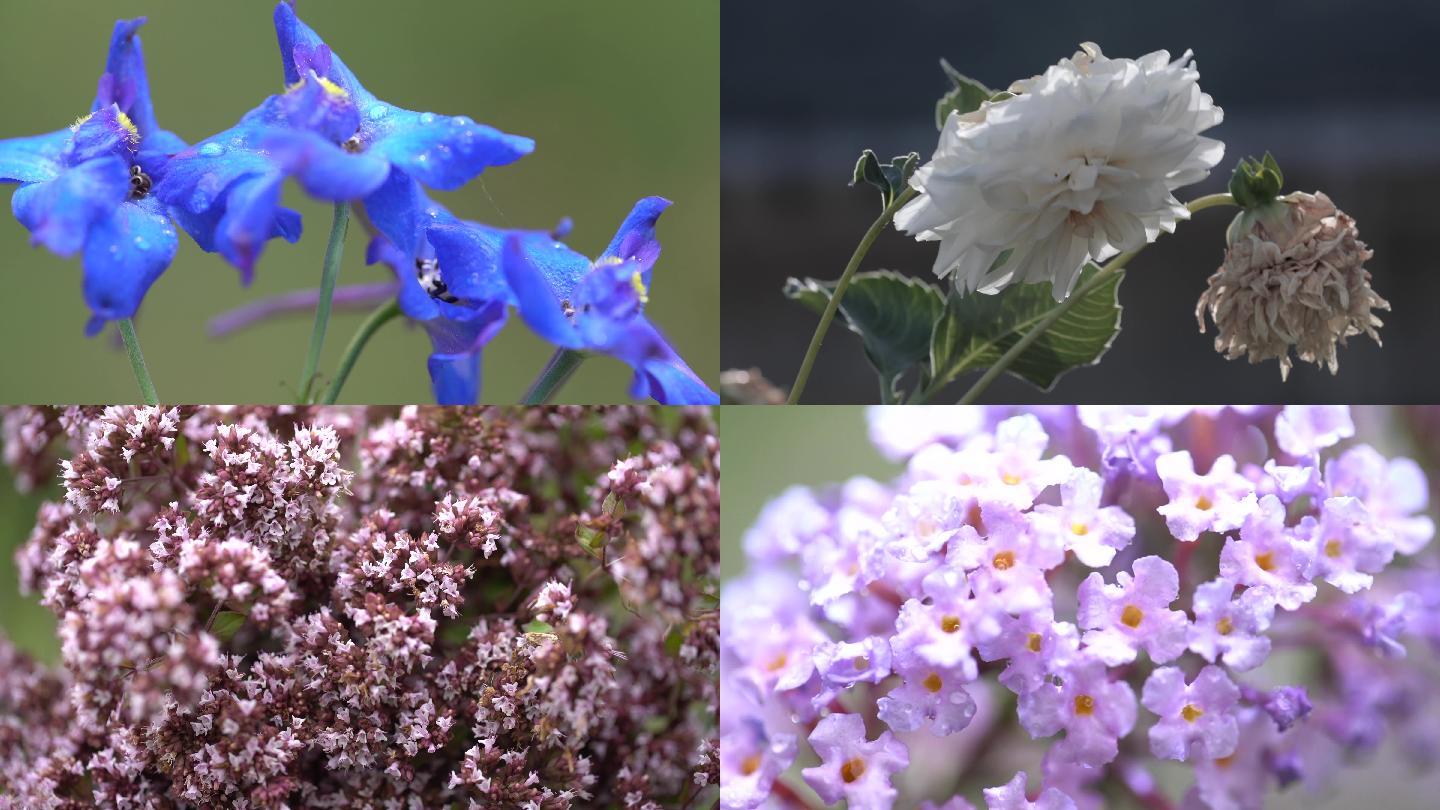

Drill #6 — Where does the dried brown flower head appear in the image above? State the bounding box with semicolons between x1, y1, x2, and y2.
1196;191;1389;379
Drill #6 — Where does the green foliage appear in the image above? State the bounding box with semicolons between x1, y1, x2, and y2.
935;58;993;129
928;264;1124;392
211;610;248;642
1229;152;1285;210
851;150;920;211
786;271;945;398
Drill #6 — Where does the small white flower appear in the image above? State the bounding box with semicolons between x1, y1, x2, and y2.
896;42;1224;300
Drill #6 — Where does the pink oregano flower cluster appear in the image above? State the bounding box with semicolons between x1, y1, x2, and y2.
721;405;1440;810
0;405;718;808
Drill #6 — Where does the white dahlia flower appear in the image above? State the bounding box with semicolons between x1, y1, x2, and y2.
896;43;1225;301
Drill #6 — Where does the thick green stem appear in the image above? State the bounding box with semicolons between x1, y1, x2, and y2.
947;192;1236;405
320;299;401;405
118;318;159;405
786;187;917;404
522;348;587;404
297;202;350;403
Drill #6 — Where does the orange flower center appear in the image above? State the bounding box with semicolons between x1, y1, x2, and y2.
1121;604;1144;628
1195;494;1213;511
1026;632;1043;653
852;656;869;670
841;757;866;783
1325;539;1343;558
764;653;788;672
1071;522;1089;536
1254;551;1276;572
1074;694;1095;715
1002;472;1022;486
1216;616;1234;636
741;755;762;776
1182;703;1204;722
941;615;961;633
923;672;944;693
992;550;1016;570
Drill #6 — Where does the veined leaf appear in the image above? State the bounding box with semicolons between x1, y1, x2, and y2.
935;59;993;129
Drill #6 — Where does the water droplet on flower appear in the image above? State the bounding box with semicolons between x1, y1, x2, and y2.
199;143;226;157
109;244;120;256
417;152;429;163
133;236;150;251
451;116;469;127
420;113;436;125
368;105;389;120
189;188;212;211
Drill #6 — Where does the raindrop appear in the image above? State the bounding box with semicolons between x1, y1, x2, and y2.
420;112;436;125
199;143;225;157
451;116;470;127
367;105;389;120
133;236;150;251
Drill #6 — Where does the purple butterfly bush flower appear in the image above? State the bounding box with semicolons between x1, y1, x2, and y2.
801;713;909;810
1155;451;1258;542
1030;467;1136;567
1142;665;1241;762
1077;555;1189;666
1018;652;1137;768
721;404;1440;809
983;771;1077;810
1187;578;1275;671
1217;494;1317;610
720;719;796;810
0;19;185;334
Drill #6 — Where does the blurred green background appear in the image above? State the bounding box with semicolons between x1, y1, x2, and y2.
0;0;718;404
722;406;1440;809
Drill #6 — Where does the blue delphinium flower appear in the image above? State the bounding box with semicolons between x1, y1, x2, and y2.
0;19;186;334
365;183;573;404
497;197;719;404
272;2;535;255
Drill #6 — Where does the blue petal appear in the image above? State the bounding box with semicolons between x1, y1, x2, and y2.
0;130;69;183
273;2;374;105
427;350;482;405
263;129;389;201
12;156;129;256
153;124;276;216
371;109;534;191
424;300;507;357
599;196;670;287
67;108;136;164
214;173;288;281
93;18;164;141
425;222;512;304
80;195;178;324
362;169;427;256
366;234;438;321
501;234;591;350
609;319;718;405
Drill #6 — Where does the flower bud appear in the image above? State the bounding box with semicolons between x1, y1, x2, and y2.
1196;191;1388;379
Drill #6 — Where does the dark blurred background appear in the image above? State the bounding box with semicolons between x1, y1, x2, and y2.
0;0;717;404
722;0;1440;403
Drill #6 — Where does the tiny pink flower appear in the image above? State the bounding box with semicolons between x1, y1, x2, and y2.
1186;578;1275;671
802;713;909;810
1142;665;1240;762
1018;653;1136;768
1218;494;1317;610
1030;468;1135;567
890;568;997;680
982;770;1078;810
1306;496;1393;594
976;610;1080;696
720;721;796;810
1155;451;1257;541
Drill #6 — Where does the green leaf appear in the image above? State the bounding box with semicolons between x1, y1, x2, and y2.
210;610;248;642
1228;152;1284;209
928;263;1123;393
935;59;993;129
785;271;945;395
523;620;555;635
851;149;920;210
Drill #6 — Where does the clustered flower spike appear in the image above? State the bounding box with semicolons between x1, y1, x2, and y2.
896;42;1224;300
0;6;715;405
0;404;719;807
721;404;1440;809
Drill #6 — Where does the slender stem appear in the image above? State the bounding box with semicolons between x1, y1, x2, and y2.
947;192;1236;405
522;348;587;404
320;299;401;405
786;187;917;404
297;202;351;404
118;318;159;405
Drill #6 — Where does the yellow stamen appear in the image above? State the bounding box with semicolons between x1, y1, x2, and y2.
740;754;761;776
763;652;787;672
1182;703;1204;722
1214;754;1235;768
1216;616;1234;636
286;75;351;101
1001;472;1022;486
1026;632;1043;653
71;113;94;131
852;656;868;670
922;672;943;693
115;111;139;144
1254;551;1275;572
1324;539;1343;558
992;550;1016;571
1121;604;1144;628
940;615;961;634
630;271;649;304
1074;694;1095;715
1195;495;1213;511
840;757;866;783
1071;522;1089;536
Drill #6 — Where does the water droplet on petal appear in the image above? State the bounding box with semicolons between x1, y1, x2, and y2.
189;188;212;211
368;105;389;120
451;116;469;127
420;112;436;125
133;236;150;251
199;143;225;157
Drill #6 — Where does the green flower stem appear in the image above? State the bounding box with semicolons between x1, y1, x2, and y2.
786;187;917;405
947;192;1236;405
319;298;401;405
297;202;351;404
118;318;159;405
522;348;588;404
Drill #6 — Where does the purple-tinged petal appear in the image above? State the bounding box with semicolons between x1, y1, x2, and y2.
12;156;129;256
263;128;389;201
502;234;590;350
370;109;533;191
214;173;288;282
425;222;512;304
362;169;431;256
273;2;372;105
427;350;481;406
598;196;671;284
93;18;163;140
